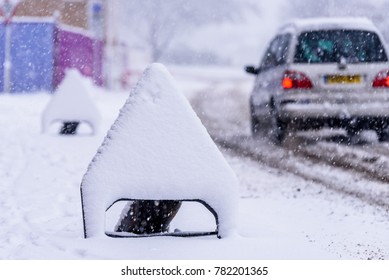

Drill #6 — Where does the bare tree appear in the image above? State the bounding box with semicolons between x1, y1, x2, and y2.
118;0;251;61
288;0;331;18
288;0;389;41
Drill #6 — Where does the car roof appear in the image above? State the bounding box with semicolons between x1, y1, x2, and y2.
279;17;379;34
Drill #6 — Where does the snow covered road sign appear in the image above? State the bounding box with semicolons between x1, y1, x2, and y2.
41;69;101;135
80;63;239;239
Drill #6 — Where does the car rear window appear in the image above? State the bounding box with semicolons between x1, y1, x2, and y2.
294;30;388;63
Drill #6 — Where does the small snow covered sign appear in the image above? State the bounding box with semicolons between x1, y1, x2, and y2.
81;63;239;239
41;69;101;135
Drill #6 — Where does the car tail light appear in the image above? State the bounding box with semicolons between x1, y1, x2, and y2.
282;70;313;89
372;70;389;87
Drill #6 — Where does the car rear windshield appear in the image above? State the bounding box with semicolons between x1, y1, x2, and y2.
294;30;388;63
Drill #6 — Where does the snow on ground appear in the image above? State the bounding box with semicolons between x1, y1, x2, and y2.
227;149;389;260
0;65;388;259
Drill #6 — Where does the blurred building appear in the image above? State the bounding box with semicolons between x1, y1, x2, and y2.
0;0;106;92
10;0;125;90
7;0;103;31
15;0;87;28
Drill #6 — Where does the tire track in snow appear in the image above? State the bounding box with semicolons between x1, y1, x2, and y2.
294;141;389;184
279;131;389;184
214;134;389;211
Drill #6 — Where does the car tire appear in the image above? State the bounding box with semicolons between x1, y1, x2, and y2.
251;114;261;138
250;101;262;138
346;126;362;145
376;127;389;142
269;111;287;145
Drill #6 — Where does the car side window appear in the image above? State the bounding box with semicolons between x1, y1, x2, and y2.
260;34;291;70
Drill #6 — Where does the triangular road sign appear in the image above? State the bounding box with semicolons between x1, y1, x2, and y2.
81;64;238;238
42;69;101;135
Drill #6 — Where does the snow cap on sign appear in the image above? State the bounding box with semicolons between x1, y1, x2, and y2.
81;63;239;238
41;69;101;134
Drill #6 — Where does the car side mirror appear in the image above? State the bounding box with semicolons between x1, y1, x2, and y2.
245;65;260;75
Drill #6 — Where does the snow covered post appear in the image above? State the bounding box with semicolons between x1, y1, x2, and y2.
2;0;17;93
41;69;101;135
59;122;80;135
115;200;182;234
80;63;239;238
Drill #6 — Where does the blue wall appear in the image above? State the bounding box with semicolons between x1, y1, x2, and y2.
9;22;55;92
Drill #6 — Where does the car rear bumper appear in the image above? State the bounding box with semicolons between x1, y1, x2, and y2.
277;92;389;120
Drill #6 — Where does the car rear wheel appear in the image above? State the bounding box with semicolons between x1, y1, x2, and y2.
250;101;263;138
269;112;287;144
346;126;362;144
251;114;261;138
376;127;389;142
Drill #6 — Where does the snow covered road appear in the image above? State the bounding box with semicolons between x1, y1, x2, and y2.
185;66;389;212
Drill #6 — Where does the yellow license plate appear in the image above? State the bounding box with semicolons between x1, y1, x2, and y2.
325;75;361;84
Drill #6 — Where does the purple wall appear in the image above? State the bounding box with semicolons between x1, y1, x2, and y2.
54;27;104;88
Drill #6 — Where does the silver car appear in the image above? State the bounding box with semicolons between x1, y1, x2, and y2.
246;18;389;143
